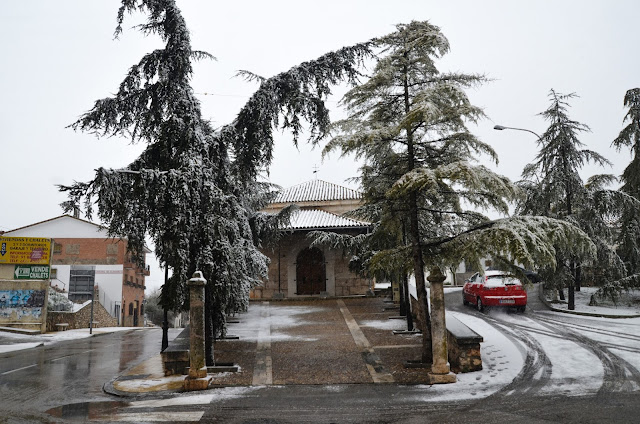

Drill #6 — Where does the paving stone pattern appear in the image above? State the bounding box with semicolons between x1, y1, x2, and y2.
210;298;429;386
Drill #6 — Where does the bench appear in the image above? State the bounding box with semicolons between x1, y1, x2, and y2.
55;323;69;331
446;315;483;373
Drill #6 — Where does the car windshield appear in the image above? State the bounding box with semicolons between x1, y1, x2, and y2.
485;275;521;288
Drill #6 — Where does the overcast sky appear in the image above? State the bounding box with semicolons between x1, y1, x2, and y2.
1;1;638;291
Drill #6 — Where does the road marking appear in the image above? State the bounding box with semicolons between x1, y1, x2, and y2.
3;348;98;374
252;302;273;385
93;411;205;422
1;363;37;375
337;300;395;383
372;344;421;350
49;349;96;362
128;394;215;408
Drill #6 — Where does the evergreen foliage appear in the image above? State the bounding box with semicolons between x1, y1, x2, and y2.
322;22;595;360
516;90;635;308
611;88;640;280
58;0;373;355
612;88;640;198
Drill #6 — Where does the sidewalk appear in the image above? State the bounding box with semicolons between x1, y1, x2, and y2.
107;286;640;397
106;297;428;397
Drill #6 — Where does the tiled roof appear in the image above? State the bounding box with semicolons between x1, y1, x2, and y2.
285;209;369;230
273;180;361;203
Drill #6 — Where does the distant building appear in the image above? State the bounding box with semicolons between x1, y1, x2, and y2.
254;180;372;299
4;215;150;327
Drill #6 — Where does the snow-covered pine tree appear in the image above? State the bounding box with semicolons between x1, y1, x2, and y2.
517;90;611;309
59;0;373;363
613;88;640;198
323;22;595;362
612;88;640;277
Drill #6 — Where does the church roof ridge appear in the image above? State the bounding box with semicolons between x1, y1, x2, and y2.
285;209;368;230
273;179;361;203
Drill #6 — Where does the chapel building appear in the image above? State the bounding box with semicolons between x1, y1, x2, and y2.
253;179;372;299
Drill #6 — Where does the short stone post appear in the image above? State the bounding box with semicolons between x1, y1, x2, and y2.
183;271;212;391
427;267;456;384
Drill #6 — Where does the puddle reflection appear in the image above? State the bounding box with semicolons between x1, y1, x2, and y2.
46;400;129;421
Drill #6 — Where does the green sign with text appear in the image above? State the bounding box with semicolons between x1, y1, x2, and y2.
14;265;50;280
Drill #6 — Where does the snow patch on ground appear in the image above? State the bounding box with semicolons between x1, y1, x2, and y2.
546;287;640;316
0;327;146;352
323;385;347;393
404;310;525;402
116;375;185;391
531;331;604;396
359;319;407;331
0;342;43;353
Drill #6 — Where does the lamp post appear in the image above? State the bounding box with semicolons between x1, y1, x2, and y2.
493;124;541;140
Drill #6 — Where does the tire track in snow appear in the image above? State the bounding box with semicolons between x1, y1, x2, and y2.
536;315;640;343
469;311;553;397
532;317;640;395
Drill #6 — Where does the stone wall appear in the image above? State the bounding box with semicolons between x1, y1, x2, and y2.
252;231;370;299
47;300;117;331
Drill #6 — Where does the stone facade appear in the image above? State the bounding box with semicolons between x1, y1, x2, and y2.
253;180;371;300
251;231;371;299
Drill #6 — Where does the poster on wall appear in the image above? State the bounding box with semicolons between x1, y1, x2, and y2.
0;237;52;265
0;289;46;320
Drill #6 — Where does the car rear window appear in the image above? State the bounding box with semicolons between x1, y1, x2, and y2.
485;275;522;287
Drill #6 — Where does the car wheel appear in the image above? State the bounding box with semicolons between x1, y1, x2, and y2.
477;297;484;312
463;293;469;306
518;305;526;313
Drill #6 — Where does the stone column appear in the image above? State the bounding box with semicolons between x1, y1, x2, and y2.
427;267;456;384
184;271;212;391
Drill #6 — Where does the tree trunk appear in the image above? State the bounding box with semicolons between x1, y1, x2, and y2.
398;275;407;317
575;265;582;292
558;288;565;301
161;267;169;352
568;263;576;310
403;273;414;331
409;196;431;363
204;283;214;366
401;48;431;363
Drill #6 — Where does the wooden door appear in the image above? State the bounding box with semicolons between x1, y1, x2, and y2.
296;247;326;295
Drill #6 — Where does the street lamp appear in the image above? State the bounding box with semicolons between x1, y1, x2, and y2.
493;124;541;139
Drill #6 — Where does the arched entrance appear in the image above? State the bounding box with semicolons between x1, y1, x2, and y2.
296;247;326;295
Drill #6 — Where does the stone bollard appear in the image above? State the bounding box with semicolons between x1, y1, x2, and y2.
183;271;213;391
427;267;457;384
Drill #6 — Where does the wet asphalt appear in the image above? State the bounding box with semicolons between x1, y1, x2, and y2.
0;327;181;422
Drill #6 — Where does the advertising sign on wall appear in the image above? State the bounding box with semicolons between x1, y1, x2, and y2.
0;237;51;265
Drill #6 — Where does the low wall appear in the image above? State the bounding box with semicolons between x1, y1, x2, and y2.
446;315;483;373
47;300;117;332
410;295;483;373
161;326;190;376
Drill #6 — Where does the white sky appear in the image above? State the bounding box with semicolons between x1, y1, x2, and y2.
1;1;638;292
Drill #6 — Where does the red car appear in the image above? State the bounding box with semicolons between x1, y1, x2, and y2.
463;270;527;312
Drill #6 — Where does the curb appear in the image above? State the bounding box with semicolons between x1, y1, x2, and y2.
538;283;640;319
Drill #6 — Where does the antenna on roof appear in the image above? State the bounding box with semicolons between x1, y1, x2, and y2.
312;164;319;179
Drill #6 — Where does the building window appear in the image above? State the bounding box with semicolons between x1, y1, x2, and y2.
53;242;62;254
129;302;134;316
69;266;95;302
140;304;144;316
